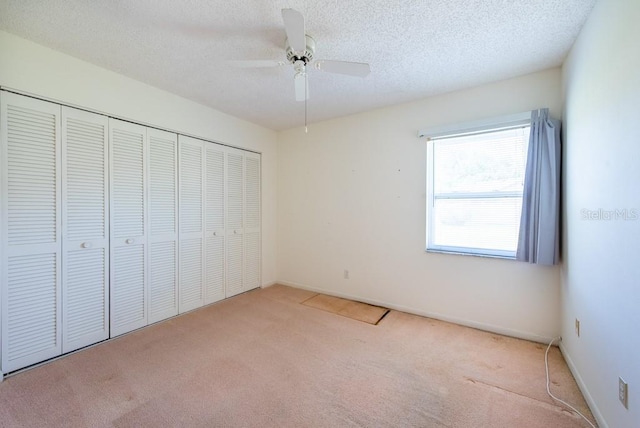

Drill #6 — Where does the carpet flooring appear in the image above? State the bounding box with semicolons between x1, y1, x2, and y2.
0;284;596;427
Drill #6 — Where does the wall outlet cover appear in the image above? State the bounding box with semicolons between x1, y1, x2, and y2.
619;377;628;409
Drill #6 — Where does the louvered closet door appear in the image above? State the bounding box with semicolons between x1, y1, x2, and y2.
61;107;109;353
243;152;261;292
109;119;148;337
178;136;204;312
1;92;62;373
148;129;178;323
204;143;225;304
225;148;244;298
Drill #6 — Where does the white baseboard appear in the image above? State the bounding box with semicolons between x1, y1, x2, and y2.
277;280;555;344
261;280;278;288
559;342;607;428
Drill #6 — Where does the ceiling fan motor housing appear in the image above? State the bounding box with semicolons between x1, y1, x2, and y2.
286;35;316;65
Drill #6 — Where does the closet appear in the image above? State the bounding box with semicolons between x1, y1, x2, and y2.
178;137;261;311
62;107;110;353
178;136;205;312
204;141;226;305
147;129;179;323
109;120;180;337
109;119;148;336
0;91;261;375
226;148;261;298
1;93;63;373
0;93;111;371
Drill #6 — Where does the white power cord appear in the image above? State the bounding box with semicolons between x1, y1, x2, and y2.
545;337;597;428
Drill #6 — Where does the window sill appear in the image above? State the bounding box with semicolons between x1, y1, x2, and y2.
425;248;516;261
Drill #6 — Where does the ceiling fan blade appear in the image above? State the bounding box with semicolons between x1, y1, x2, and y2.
281;8;306;52
225;60;285;68
315;60;371;77
294;73;309;101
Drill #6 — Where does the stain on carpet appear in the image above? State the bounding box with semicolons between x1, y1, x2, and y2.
301;294;389;325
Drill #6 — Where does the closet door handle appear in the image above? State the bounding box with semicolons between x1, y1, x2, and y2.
81;242;92;249
125;238;134;244
213;231;218;236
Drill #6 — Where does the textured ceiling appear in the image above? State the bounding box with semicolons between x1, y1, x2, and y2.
0;0;596;130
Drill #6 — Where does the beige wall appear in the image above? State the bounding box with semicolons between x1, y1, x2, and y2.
278;68;563;342
0;30;279;286
562;0;640;426
5;7;638;425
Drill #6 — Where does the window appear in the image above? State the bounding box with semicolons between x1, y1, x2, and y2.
425;117;530;258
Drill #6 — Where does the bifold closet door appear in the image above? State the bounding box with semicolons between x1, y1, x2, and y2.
148;129;179;323
225;148;244;298
178;136;204;312
1;92;62;373
61;107;109;353
243;152;261;291
109;119;148;337
204;143;226;304
225;149;261;298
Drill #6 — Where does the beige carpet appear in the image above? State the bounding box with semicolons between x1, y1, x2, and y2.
0;284;596;427
301;293;389;324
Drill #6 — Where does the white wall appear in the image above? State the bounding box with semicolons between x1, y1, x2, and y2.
561;0;640;426
278;69;562;342
0;30;278;286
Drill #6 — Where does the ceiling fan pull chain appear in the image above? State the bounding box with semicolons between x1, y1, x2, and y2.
305;73;308;133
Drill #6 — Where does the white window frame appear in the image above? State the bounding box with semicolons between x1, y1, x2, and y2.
423;112;531;258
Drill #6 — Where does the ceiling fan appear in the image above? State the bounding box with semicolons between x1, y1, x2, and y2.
230;8;371;104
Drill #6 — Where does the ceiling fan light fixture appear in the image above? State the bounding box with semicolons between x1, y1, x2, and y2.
294;70;309;101
285;35;315;65
293;59;306;74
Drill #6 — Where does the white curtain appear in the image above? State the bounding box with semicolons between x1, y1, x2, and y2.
516;109;561;265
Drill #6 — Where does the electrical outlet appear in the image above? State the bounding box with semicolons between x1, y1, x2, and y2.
619;377;628;409
575;319;580;337
344;269;349;279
